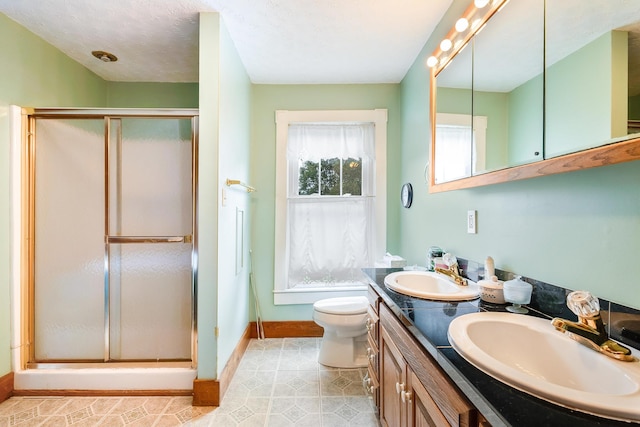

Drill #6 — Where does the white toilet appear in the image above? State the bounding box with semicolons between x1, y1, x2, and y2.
312;296;369;368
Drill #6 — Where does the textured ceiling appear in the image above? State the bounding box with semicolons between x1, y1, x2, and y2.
0;0;453;84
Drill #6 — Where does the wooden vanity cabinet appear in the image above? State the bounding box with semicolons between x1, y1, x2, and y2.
365;285;381;408
378;302;481;427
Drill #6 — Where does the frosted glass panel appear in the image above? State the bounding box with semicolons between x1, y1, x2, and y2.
110;118;192;236
109;243;192;360
32;114;194;363
34;119;104;360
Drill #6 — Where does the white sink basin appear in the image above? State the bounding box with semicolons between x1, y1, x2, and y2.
448;312;640;422
384;271;479;301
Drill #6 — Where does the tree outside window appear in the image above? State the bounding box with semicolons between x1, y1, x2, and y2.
298;157;362;196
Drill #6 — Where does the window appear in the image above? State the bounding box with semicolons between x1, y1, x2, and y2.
274;110;387;305
434;113;487;183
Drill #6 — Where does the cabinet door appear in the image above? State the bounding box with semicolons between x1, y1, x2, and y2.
380;303;477;427
380;325;406;427
407;369;450;427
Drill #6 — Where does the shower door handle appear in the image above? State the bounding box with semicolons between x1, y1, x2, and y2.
106;235;193;244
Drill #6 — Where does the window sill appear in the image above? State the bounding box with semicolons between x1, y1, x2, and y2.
273;286;368;305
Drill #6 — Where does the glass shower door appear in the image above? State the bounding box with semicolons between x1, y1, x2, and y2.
34;119;105;361
107;118;193;361
32;114;195;363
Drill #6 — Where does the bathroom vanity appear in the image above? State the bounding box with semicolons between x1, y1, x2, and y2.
364;268;639;427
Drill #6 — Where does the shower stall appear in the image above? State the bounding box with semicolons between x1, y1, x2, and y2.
20;108;198;373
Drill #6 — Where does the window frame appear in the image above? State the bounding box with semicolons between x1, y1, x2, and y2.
274;109;387;305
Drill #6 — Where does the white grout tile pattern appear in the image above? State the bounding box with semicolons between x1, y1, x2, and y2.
0;338;379;426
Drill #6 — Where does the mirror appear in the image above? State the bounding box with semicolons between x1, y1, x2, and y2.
434;42;473;183
432;0;544;185
472;0;544;172
429;0;640;192
545;0;640;158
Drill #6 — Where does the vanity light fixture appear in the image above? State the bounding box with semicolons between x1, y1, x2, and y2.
440;39;453;52
455;18;469;32
91;50;118;63
425;0;508;71
471;18;483;30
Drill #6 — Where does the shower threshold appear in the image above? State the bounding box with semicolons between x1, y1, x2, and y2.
26;361;193;369
15;362;197;392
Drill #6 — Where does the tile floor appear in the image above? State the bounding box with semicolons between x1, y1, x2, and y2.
0;338;380;426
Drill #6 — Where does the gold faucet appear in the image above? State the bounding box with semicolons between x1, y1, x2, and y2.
435;263;468;286
551;291;634;362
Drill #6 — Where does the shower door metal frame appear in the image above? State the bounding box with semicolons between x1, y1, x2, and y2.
24;108;199;368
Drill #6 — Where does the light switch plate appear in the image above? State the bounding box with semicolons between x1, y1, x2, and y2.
467;210;477;234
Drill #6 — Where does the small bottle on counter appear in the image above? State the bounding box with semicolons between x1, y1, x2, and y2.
426;246;443;271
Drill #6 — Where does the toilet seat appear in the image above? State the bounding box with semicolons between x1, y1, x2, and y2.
313;296;368;315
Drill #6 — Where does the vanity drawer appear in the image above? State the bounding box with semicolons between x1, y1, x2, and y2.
367;285;379;309
367;333;379;378
364;364;380;409
366;304;379;345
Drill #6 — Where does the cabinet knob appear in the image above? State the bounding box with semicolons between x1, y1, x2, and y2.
362;375;377;394
366;347;376;361
401;390;413;404
395;382;405;394
365;318;372;331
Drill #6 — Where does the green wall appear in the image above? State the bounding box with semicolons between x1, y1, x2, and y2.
197;13;221;380
398;0;640;310
546;31;627;157
437;87;472;115
216;16;252;377
197;12;252;380
0;13;107;378
107;82;198;108
250;84;401;320
473;90;509;172
507;74;544;166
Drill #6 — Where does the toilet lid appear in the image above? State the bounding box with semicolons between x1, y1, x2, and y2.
313;296;368;315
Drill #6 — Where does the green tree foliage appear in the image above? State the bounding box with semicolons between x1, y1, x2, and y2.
298;160;319;195
342;157;362;196
298;157;362;196
321;158;340;195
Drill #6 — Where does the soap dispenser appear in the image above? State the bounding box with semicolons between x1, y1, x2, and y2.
478;257;505;304
503;276;533;314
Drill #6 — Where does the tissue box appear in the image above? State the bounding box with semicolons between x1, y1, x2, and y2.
382;254;407;268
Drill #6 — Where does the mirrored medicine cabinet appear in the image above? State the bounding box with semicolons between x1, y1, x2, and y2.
429;0;640;192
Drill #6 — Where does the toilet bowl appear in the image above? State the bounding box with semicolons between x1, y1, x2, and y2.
312;296;369;368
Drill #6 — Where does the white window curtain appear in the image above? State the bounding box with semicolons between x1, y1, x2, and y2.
434;113;488;183
435;124;473;183
286;123;375;289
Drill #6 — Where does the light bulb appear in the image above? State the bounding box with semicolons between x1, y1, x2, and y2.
455;18;469;32
426;56;438;68
440;39;452;52
474;0;490;7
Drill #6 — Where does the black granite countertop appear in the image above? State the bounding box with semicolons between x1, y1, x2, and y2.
363;268;638;427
